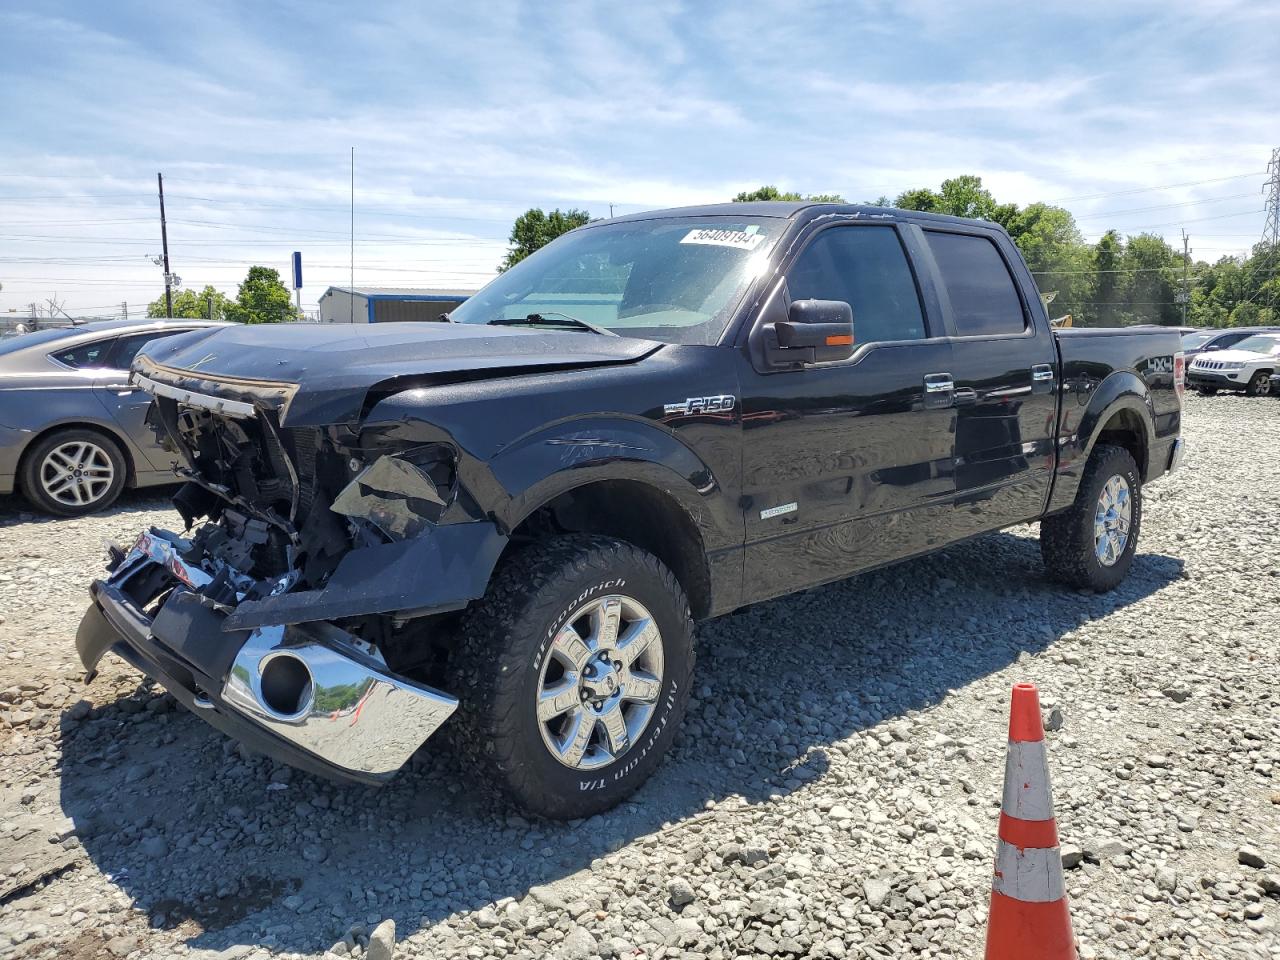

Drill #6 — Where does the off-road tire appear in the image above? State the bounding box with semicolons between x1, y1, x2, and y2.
1040;444;1142;592
20;428;127;517
452;535;694;819
1246;372;1272;397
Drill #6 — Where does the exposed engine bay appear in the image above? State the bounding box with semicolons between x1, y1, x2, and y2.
75;379;507;784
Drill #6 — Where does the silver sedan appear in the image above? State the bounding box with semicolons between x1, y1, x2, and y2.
0;319;226;515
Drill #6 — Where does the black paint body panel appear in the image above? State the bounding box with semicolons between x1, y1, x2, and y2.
133;202;1183;620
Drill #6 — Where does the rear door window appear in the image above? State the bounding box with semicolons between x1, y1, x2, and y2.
925;231;1027;337
786;226;927;344
107;330;190;369
49;338;117;369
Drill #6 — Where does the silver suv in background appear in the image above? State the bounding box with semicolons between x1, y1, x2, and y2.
1180;326;1280;360
0;319;226;515
1186;332;1280;397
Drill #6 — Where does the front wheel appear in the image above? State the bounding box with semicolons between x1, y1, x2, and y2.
1246;372;1272;397
1040;444;1142;592
453;535;694;819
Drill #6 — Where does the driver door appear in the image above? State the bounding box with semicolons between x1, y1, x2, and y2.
737;223;957;602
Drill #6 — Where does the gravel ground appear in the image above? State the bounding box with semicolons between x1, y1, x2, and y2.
0;394;1277;960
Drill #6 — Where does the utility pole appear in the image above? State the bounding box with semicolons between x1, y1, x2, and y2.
1180;230;1190;327
1263;148;1280;314
350;147;355;324
207;291;215;320
158;172;173;319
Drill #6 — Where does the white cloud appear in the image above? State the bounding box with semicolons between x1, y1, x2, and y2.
0;1;1274;314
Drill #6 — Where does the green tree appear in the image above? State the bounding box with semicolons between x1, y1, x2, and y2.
224;266;297;324
1090;231;1125;327
1123;234;1179;326
893;176;1001;220
892;187;940;212
1005;203;1089;322
146;284;232;320
501;208;591;271
732;185;846;203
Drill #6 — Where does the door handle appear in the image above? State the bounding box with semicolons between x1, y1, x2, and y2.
923;373;955;409
1031;364;1055;382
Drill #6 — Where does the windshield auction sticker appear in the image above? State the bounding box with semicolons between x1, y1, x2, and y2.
680;228;767;251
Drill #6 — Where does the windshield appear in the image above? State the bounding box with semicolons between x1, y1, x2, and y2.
450;216;786;345
1229;335;1280;355
1180;331;1216;349
0;326;82;355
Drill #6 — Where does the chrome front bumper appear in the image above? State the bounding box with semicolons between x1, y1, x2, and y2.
77;530;458;783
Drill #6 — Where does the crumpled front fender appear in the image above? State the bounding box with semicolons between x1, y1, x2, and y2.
224;521;507;630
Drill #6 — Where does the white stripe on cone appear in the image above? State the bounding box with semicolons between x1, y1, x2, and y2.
1002;739;1055;822
993;841;1065;903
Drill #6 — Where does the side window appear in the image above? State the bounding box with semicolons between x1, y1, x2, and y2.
49;338;117;369
108;330;183;369
925;231;1027;337
786;227;926;344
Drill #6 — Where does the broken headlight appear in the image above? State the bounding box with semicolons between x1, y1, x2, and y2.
330;444;457;540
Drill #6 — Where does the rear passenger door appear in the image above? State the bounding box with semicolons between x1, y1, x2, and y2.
94;330;196;472
919;228;1059;535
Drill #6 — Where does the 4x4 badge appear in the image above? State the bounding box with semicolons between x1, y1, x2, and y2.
663;394;736;417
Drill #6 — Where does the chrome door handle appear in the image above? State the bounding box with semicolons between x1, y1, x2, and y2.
924;374;955;393
1031;364;1055;382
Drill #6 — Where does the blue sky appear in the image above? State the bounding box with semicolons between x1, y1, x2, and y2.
1;0;1276;315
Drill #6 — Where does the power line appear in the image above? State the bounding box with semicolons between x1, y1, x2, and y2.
1050;171;1265;203
1072;192;1258;221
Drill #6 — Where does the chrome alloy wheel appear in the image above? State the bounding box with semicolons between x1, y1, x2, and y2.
1093;474;1132;567
39;440;115;508
535;595;665;771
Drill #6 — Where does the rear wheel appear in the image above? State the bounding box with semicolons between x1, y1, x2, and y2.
1246;372;1272;397
452;535;694;819
20;428;126;516
1040;444;1142;592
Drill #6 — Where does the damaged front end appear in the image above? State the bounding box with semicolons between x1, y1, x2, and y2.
77;362;507;783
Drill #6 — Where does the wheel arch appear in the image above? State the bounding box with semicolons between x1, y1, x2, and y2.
1046;370;1155;514
502;474;714;620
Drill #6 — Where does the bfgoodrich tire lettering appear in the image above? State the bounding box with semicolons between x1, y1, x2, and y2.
453;535;694;819
1040;444;1142;592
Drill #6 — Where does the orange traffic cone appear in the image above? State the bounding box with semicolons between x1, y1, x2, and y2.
984;683;1077;960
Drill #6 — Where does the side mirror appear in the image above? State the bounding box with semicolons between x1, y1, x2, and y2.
1205;344;1222;352
765;299;855;367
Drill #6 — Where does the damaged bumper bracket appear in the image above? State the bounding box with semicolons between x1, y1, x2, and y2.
74;524;506;783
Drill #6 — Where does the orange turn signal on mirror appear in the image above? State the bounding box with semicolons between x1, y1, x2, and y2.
825;335;854;346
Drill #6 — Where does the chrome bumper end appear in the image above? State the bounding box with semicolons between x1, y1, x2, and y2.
221;621;458;777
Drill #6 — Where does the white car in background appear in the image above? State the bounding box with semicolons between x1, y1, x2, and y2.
1186;332;1280;397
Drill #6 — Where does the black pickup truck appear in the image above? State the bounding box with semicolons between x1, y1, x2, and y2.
77;202;1184;818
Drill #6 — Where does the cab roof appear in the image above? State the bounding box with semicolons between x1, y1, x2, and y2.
603;200;1007;232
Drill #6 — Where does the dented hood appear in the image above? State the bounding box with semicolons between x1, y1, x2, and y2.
134;321;661;425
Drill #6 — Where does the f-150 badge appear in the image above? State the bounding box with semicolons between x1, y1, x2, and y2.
663;395;736;417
